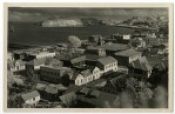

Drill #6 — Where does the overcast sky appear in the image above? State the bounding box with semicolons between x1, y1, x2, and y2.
8;7;168;22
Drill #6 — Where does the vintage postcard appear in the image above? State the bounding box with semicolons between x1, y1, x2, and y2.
4;3;173;112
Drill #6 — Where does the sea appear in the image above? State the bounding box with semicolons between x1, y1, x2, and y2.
8;22;137;47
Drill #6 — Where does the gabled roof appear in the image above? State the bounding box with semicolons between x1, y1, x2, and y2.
130;56;152;71
114;48;141;57
97;56;117;66
21;91;40;101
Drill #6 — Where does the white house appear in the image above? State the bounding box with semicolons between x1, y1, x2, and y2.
123;34;131;40
74;67;102;86
11;60;26;72
21;91;40;107
28;51;56;59
92;67;102;80
97;56;118;73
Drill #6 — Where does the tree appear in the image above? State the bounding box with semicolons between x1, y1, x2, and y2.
68;35;81;48
150;86;168;108
120;90;134;108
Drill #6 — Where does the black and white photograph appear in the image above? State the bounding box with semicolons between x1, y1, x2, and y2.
4;3;173;111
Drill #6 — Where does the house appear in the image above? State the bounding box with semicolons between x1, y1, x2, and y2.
86;46;106;56
60;55;86;68
100;43;129;55
112;34;131;44
40;65;73;83
27;51;56;60
92;67;102;80
74;70;93;86
13;51;26;60
21;91;40;107
129;56;152;78
13;48;55;61
26;58;46;70
26;58;47;78
72;67;102;86
85;54;100;66
97;56;118;73
114;49;142;66
11;60;26;72
130;38;146;48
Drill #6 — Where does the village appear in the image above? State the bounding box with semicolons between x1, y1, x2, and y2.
7;26;168;108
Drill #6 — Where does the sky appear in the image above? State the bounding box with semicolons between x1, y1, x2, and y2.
8;7;168;22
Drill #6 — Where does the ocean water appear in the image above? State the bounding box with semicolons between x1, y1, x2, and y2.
8;22;136;46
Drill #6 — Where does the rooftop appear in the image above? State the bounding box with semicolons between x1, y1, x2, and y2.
70;55;86;64
86;54;100;61
36;83;47;91
26;58;46;66
100;43;129;52
97;56;117;66
45;84;58;94
114;48;142;57
21;91;40;101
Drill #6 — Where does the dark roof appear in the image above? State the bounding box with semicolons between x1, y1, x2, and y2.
86;54;100;60
114;48;141;57
26;58;46;66
101;43;129;52
70;55;86;64
21;91;40;101
40;66;61;73
40;66;72;75
130;56;152;71
97;56;117;66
